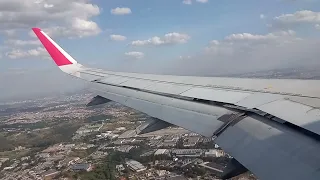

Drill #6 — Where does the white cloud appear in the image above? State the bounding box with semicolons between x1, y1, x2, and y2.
206;30;300;55
158;31;320;76
28;47;47;57
131;33;190;46
316;24;320;30
1;29;16;37
179;55;191;59
274;10;320;24
260;14;266;19
225;30;295;42
110;34;127;41
183;0;192;5
111;7;132;15
183;0;208;4
31;18;101;39
5;39;40;46
5;47;48;59
125;51;144;59
272;10;320;30
196;0;208;3
0;0;101;39
44;3;54;9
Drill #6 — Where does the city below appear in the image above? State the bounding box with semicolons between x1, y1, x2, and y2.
0;90;257;180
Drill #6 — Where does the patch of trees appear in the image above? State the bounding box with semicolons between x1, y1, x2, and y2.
0;135;14;151
0;121;48;130
85;114;113;123
29;123;80;147
183;167;206;178
79;151;123;180
1;122;81;150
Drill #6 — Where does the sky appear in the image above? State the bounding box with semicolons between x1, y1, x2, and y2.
0;0;320;100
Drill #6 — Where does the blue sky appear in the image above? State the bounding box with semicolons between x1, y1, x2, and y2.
0;0;320;100
1;0;320;71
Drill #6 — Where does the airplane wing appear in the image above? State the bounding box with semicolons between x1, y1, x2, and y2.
32;28;320;180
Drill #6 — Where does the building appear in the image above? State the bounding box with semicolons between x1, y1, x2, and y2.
167;175;188;180
21;156;30;161
117;145;135;153
140;150;156;157
198;162;224;174
116;127;126;131
118;130;137;139
159;135;180;148
154;149;169;156
71;163;93;172
58;157;80;168
205;149;225;157
41;169;60;180
116;164;125;172
156;170;170;176
126;159;147;172
183;136;200;147
0;158;9;167
201;137;212;143
99;132;119;139
172;149;203;157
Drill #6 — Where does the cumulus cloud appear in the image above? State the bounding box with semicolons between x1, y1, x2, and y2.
0;0;101;39
111;7;132;15
107;29;320;77
183;0;192;4
272;10;320;29
125;51;144;59
179;55;191;59
159;30;315;76
206;30;299;54
196;0;209;3
183;0;208;4
110;34;127;41
274;10;320;24
260;14;266;19
37;18;101;39
224;30;296;42
6;47;48;59
1;29;16;37
131;33;190;46
5;39;40;46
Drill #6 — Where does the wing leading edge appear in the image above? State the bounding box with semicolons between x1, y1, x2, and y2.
33;28;320;180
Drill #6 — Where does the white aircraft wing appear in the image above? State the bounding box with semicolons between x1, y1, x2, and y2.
33;28;320;180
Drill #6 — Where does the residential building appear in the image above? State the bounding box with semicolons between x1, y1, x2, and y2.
71;163;93;172
126;159;147;172
41;169;60;180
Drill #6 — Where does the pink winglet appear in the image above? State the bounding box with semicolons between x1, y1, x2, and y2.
32;28;73;66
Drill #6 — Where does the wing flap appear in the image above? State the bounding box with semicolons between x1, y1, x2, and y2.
215;114;320;180
120;79;154;89
181;87;252;104
90;83;231;137
99;76;129;85
144;83;192;95
235;93;283;109
257;99;320;135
